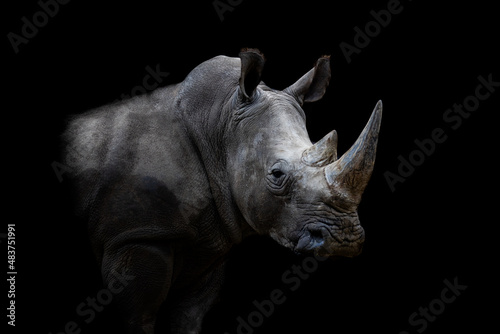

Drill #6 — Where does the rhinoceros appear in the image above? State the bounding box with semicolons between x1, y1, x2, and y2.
63;48;382;333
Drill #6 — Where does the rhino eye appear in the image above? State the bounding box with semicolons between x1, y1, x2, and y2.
266;160;291;195
271;169;285;179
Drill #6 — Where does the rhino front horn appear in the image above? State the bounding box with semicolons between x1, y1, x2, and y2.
325;100;383;203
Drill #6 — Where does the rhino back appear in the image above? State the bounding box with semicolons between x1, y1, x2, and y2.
63;85;219;256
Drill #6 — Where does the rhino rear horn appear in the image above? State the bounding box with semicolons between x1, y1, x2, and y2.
284;56;331;105
302;130;338;167
239;48;265;100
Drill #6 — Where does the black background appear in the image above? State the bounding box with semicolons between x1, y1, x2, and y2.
5;0;499;333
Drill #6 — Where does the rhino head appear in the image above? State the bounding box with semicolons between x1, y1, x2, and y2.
227;49;382;257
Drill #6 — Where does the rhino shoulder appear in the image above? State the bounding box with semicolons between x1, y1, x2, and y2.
63;85;213;223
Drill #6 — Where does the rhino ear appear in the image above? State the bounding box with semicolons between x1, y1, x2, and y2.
239;48;265;100
284;56;331;105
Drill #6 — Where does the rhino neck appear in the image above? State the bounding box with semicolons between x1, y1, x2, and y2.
174;56;254;246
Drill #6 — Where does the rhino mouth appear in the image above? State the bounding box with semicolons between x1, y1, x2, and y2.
294;222;365;257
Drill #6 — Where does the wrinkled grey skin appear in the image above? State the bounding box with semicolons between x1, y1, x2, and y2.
63;49;382;334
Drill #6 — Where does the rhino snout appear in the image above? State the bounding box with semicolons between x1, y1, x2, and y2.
293;218;365;257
